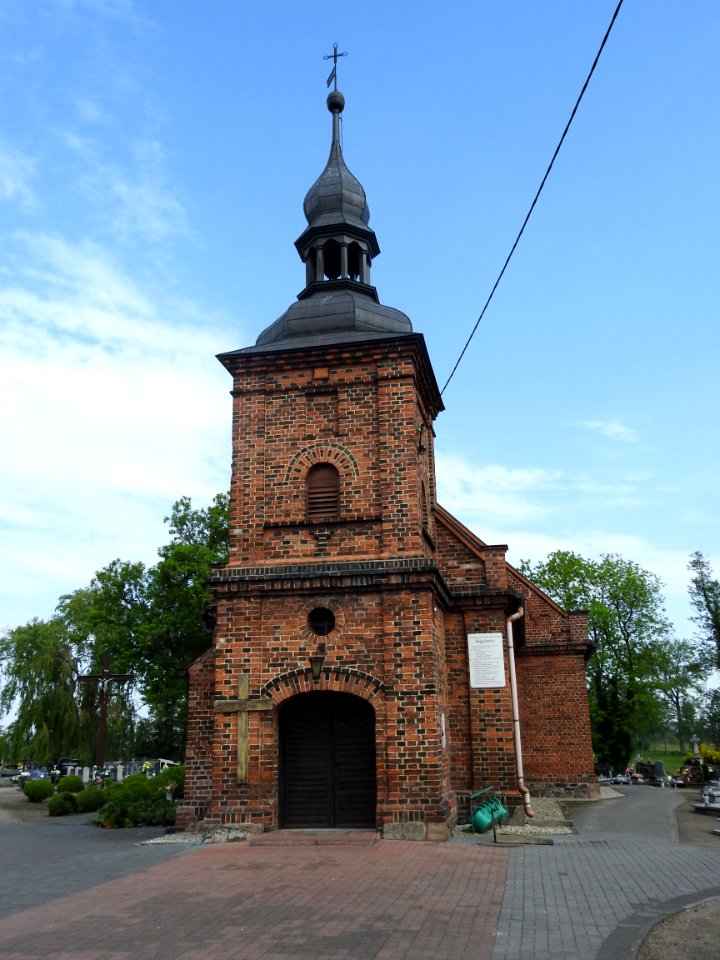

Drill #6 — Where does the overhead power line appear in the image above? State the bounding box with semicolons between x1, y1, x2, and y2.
440;0;625;397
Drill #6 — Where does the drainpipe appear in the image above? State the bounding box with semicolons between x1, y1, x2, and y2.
507;607;534;818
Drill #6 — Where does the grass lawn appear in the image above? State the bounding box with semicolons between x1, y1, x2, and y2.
634;749;688;774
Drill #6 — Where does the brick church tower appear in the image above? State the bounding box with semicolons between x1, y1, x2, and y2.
177;88;596;839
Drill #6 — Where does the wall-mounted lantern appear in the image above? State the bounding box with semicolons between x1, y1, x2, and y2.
309;653;325;684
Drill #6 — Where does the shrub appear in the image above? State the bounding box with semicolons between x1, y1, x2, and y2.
700;744;720;766
57;774;85;794
48;791;78;816
155;763;185;799
117;774;154;800
75;786;106;813
93;774;176;829
24;779;54;803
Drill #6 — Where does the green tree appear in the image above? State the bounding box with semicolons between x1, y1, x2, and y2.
57;559;148;761
688;551;720;669
631;688;670;754
698;689;720;747
0;494;229;764
134;493;229;755
519;551;671;770
649;638;705;753
0;618;86;765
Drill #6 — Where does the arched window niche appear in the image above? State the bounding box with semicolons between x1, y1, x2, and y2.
307;463;340;522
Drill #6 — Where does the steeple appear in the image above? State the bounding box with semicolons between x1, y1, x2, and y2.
255;89;412;348
300;90;374;244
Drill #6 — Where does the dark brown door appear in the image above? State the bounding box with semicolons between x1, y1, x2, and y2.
280;692;376;828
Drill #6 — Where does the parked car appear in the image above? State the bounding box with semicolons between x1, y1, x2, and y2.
26;768;49;781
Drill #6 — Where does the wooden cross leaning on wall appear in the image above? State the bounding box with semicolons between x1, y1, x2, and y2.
214;675;274;782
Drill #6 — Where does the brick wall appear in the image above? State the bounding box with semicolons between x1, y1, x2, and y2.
434;509;597;810
182;331;597;833
176;646;215;830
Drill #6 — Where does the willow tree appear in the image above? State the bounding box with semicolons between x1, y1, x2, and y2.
0;618;86;765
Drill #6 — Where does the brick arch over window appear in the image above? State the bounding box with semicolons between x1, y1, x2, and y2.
284;442;360;484
262;667;385;705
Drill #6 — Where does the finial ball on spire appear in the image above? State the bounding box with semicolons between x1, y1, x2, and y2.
327;89;345;114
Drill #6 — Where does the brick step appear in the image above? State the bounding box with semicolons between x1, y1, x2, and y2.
249;829;380;846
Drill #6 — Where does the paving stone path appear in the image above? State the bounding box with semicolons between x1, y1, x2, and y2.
0;836;508;959
1;782;719;959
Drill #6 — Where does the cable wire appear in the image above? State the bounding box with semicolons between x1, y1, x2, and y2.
440;0;625;396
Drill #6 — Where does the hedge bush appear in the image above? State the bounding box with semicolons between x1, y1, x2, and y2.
57;774;85;794
24;779;54;803
93;774;176;829
75;786;106;813
700;744;720;766
48;791;78;816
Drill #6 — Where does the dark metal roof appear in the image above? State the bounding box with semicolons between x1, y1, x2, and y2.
302;89;370;232
255;285;412;348
252;89;414;351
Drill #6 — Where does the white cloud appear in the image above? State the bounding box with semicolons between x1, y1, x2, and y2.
575;419;637;441
436;453;562;524
0;231;243;630
0;140;37;209
54;0;154;33
53;130;190;245
434;448;711;635
75;96;111;125
108;170;189;243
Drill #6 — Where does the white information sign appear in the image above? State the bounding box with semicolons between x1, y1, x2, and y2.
467;633;505;689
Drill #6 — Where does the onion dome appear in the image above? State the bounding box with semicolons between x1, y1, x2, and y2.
302;89;371;231
253;89;412;350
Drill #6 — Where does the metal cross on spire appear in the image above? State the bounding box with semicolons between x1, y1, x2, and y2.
323;42;347;90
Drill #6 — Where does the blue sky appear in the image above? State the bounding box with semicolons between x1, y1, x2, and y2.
1;0;718;642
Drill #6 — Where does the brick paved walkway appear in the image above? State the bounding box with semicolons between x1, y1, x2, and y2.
492;836;720;960
0;839;509;960
2;786;720;959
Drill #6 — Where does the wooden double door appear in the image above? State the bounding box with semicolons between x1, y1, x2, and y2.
279;691;376;828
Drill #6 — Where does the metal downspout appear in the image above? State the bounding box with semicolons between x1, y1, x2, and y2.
507;607;534;818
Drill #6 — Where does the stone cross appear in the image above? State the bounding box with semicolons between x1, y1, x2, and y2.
78;650;134;768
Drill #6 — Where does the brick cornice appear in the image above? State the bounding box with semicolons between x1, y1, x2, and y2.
211;558;524;613
212;557;453;604
219;333;444;419
213;557;439;582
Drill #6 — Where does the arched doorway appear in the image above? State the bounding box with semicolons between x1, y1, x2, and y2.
279;691;376;828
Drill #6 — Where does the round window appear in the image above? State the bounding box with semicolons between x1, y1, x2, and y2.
308;607;335;636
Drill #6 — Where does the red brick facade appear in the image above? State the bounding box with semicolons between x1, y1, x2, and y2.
177;333;597;838
177;87;595;837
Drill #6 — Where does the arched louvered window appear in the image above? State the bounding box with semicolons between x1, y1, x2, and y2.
307;463;340;522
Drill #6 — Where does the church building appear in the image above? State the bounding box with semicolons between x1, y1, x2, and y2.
177;86;596;840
